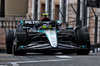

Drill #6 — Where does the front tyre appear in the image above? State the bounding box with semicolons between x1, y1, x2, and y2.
6;29;14;54
75;27;90;46
16;28;27;45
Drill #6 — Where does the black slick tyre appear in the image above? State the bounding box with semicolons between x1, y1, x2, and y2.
16;28;27;45
75;27;90;46
75;27;90;55
6;29;14;54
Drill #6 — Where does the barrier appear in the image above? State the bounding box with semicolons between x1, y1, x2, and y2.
0;17;28;50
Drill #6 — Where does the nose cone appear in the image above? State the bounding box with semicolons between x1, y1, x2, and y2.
45;30;58;48
49;35;58;48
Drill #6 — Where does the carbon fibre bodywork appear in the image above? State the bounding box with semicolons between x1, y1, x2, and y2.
15;28;90;52
6;18;91;55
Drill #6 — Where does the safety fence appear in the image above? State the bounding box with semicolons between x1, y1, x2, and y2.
0;17;28;49
0;20;17;29
0;17;28;30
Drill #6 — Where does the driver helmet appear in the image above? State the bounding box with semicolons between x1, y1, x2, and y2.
42;24;52;29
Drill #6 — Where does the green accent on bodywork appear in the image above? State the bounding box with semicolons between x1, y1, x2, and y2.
42;25;52;29
42;25;48;29
49;25;52;29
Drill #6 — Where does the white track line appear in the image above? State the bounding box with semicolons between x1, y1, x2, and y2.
8;55;73;66
56;55;72;59
9;59;73;65
0;65;8;66
10;62;19;66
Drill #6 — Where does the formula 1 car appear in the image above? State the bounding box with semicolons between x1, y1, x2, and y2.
6;13;91;55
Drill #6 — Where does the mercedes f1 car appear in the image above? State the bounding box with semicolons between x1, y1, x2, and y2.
6;13;91;55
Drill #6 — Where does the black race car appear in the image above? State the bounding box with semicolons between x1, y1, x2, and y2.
6;14;91;55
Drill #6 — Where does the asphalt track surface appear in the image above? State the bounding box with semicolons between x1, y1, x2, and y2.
0;52;100;66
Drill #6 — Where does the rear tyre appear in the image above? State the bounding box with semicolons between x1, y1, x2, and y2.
12;28;27;56
6;29;14;54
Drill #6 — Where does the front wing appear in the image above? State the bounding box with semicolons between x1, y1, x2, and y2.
17;42;91;52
